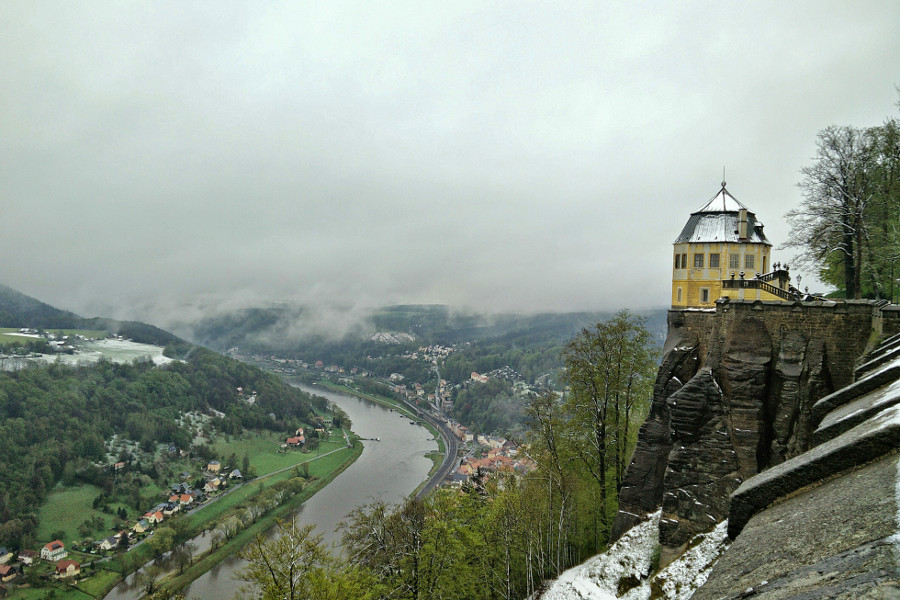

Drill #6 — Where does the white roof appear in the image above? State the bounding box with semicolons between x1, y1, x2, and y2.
696;185;748;213
674;184;770;245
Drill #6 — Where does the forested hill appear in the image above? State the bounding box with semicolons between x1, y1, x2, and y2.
0;285;324;550
0;347;323;550
0;283;186;349
178;303;668;354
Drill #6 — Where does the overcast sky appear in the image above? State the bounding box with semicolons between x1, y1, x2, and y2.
2;2;899;325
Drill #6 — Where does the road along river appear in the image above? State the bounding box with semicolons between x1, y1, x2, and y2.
104;384;438;600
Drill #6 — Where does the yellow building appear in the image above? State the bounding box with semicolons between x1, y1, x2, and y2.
672;184;795;308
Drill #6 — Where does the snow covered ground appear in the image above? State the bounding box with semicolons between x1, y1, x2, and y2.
0;338;174;370
540;512;729;600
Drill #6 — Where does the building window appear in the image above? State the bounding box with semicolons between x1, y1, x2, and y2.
745;254;755;269
729;254;740;269
709;253;720;268
677;287;682;303
700;288;710;303
693;254;704;268
674;254;681;269
682;253;687;268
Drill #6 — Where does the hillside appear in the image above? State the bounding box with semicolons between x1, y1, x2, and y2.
179;303;667;435
179;303;667;352
0;283;186;350
0;286;325;552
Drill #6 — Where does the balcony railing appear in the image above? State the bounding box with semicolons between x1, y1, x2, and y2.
722;277;799;301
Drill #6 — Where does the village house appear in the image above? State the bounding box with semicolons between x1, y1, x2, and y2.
0;549;11;565
470;371;489;384
17;550;38;566
55;559;80;579
40;540;66;562
206;460;221;473
99;536;118;551
133;519;150;534
230;469;242;479
144;510;164;525
167;492;195;507
0;565;15;583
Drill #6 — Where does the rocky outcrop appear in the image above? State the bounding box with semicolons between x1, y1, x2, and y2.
612;300;878;562
693;332;900;598
660;369;738;558
611;323;698;537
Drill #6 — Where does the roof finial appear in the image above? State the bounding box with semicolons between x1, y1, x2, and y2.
722;165;726;189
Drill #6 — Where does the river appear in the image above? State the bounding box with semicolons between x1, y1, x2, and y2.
104;384;437;600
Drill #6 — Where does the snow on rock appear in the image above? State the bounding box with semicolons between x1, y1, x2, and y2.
539;513;730;600
650;520;729;600
540;511;660;600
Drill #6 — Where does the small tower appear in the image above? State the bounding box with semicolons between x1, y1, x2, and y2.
672;183;777;308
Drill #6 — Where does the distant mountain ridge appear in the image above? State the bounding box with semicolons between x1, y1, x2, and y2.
0;283;185;348
181;302;668;353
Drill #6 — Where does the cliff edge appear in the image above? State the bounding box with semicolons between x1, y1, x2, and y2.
612;299;888;565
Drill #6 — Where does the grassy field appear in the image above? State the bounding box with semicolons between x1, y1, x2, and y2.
73;567;123;598
211;429;347;476
36;485;132;546
8;583;95;600
88;441;361;599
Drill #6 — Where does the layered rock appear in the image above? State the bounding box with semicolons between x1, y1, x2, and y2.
612;299;877;562
693;333;900;598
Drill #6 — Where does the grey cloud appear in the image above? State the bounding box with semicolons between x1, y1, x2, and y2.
2;1;899;323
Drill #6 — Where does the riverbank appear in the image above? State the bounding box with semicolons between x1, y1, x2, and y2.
301;379;457;500
79;440;362;600
156;438;362;596
307;380;448;486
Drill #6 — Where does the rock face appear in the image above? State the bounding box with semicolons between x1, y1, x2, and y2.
612;299;879;563
694;332;900;598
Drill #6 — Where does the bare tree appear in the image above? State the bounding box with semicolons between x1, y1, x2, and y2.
785;126;879;298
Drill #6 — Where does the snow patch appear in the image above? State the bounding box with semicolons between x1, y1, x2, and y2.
540;511;660;600
540;514;730;600
650;520;729;600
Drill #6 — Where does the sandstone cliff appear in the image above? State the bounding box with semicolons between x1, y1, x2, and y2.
611;299;881;564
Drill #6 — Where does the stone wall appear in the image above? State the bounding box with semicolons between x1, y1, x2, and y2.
611;299;882;565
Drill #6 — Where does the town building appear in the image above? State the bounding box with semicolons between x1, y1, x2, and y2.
55;559;80;579
0;564;15;583
40;540;66;562
672;183;795;308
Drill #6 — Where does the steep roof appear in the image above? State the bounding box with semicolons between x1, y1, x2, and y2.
674;184;770;246
696;185;748;213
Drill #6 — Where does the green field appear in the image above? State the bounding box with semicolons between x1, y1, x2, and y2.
9;586;94;600
212;429;348;476
36;485;131;546
159;440;362;594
